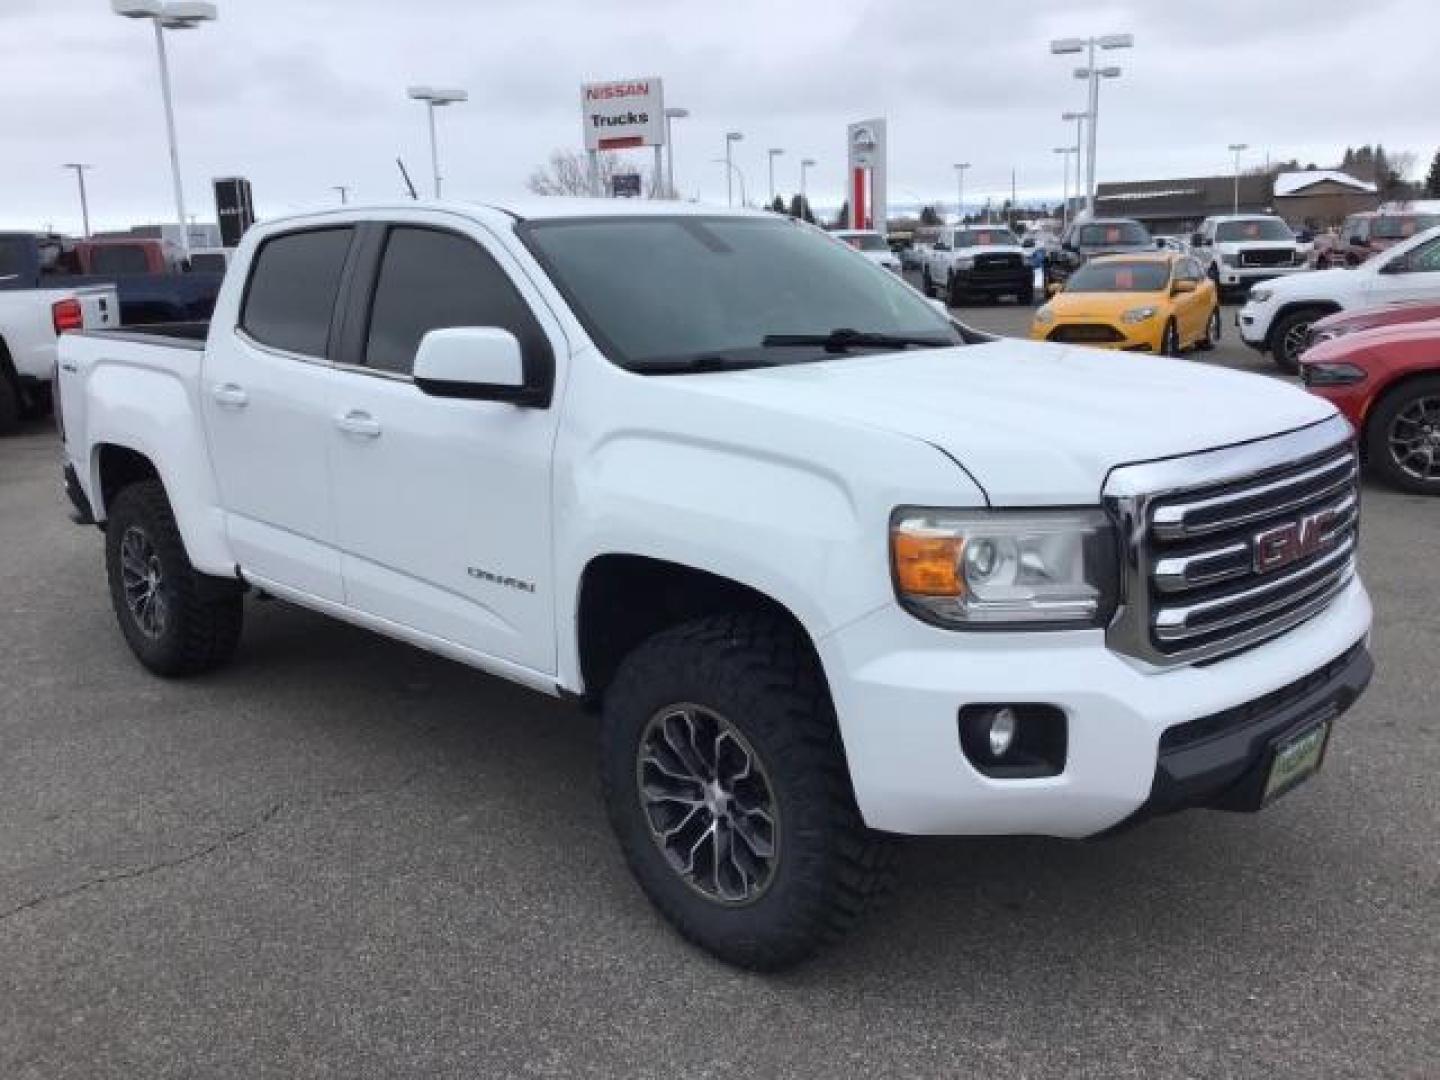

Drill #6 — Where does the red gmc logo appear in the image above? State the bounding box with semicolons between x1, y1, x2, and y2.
1252;508;1339;574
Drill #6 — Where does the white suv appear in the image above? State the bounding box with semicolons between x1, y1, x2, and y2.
1239;225;1440;370
1192;215;1307;299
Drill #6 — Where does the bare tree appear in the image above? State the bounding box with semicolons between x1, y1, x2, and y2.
527;148;653;197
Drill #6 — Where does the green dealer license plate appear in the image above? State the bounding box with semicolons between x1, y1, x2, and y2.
1263;717;1332;804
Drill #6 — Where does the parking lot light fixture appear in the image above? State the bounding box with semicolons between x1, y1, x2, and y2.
663;107;689;199
63;164;94;238
407;86;468;198
1052;147;1075;229
953;162;971;224
799;158;816;217
1228;142;1250;215
111;0;217;258
1052;32;1132;216
724;132;744;207
714;156;747;208
767;148;785;206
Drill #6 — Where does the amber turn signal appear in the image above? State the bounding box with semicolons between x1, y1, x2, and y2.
891;531;963;596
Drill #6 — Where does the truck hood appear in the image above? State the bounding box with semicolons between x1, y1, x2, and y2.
957;245;1027;257
1263;264;1362;300
679;340;1337;505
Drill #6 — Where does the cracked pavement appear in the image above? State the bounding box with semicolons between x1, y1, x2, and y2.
2;330;1438;1080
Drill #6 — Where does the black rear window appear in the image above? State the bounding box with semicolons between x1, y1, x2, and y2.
1079;222;1150;246
240;228;353;357
0;237;28;279
89;245;151;275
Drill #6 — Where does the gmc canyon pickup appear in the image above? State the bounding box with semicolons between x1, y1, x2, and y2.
58;201;1373;970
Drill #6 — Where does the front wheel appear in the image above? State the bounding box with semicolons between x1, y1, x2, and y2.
1269;308;1322;374
1196;307;1221;351
1160;318;1181;357
1366;375;1440;495
600;614;895;971
105;480;244;677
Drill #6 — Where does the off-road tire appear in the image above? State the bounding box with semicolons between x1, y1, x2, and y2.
105;479;244;677
600;613;896;971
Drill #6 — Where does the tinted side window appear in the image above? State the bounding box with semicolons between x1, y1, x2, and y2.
363;226;546;377
1399;238;1440;273
240;227;353;357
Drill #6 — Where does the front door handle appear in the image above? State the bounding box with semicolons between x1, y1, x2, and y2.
211;382;249;409
335;410;382;439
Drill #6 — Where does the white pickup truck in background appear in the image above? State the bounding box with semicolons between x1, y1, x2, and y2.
58;200;1372;970
0;282;117;432
919;225;1033;305
1192;214;1308;300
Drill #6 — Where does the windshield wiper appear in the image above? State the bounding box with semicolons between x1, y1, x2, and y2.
625;354;783;374
761;328;953;353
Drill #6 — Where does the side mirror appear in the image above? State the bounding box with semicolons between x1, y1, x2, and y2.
933;241;949;251
1062;241;1078;253
1172;279;1198;295
927;297;949;316
1046;281;1064;297
413;327;537;404
1190;233;1204;247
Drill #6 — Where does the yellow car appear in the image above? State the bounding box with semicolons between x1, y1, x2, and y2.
1030;252;1221;354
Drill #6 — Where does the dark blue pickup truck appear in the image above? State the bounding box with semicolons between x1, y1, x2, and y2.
0;231;223;325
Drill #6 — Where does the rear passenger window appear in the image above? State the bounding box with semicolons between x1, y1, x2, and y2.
240;227;352;357
363;226;546;377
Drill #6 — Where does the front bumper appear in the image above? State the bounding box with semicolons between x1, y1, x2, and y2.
950;267;1032;295
1237;302;1272;349
1216;264;1305;287
1032;318;1163;352
818;577;1372;838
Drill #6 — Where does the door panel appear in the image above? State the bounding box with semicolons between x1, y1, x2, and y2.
327;220;565;673
203;226;353;601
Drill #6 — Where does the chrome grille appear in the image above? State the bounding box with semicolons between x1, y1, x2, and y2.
1105;417;1359;666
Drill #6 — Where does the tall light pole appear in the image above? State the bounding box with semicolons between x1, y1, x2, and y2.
112;1;217;258
799;157;816;219
663;107;689;199
1051;34;1133;216
713;159;747;208
952;162;971;224
1228;142;1249;215
63;164;94;238
725;131;744;207
767;148;785;206
407;86;467;198
1052;147;1075;229
333;185;350;205
1061;110;1088;217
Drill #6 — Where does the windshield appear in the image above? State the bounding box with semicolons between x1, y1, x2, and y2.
955;229;1019;248
1078;222;1150;247
521;216;960;372
1065;260;1171;292
1373;215;1440;240
839;232;888;251
1216;218;1294;242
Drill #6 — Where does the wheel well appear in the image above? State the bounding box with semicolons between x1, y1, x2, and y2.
576;555;818;703
96;444;160;516
1361;370;1440;439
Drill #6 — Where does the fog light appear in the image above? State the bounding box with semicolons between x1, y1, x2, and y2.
988;707;1017;757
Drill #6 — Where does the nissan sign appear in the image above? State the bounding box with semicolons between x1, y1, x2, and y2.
582;77;665;151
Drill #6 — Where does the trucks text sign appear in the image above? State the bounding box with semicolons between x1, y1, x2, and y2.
582;78;665;151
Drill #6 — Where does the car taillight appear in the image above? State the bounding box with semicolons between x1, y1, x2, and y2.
52;298;84;335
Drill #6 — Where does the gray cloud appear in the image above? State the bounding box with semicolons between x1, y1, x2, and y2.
3;0;1435;233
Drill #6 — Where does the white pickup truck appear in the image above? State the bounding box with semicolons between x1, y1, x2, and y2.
58;200;1373;970
0;283;116;431
1191;214;1308;300
1240;224;1440;371
919;226;1033;306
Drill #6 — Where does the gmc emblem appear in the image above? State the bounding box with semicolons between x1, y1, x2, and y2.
1252;508;1339;574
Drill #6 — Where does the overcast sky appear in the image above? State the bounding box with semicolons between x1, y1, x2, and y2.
5;0;1437;232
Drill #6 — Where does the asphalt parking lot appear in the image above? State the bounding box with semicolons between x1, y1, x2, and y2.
3;325;1437;1077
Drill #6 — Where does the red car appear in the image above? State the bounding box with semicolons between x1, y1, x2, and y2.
1307;300;1440;350
1302;318;1440;494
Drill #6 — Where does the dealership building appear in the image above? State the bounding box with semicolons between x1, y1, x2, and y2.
1094;170;1379;235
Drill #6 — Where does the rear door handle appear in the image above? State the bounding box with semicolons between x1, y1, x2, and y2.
211;383;249;409
335;410;382;439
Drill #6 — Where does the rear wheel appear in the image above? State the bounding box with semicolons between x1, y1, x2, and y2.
1269;308;1325;373
105;480;244;677
1366;376;1440;495
0;375;19;435
600;613;895;971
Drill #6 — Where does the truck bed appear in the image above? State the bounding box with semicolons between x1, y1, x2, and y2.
72;321;209;350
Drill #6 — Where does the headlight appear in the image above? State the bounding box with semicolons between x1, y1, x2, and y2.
1249;286;1273;303
1120;306;1158;324
1219;252;1237;266
954;256;975;269
1034;305;1055;326
890;509;1118;628
1302;361;1367;387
